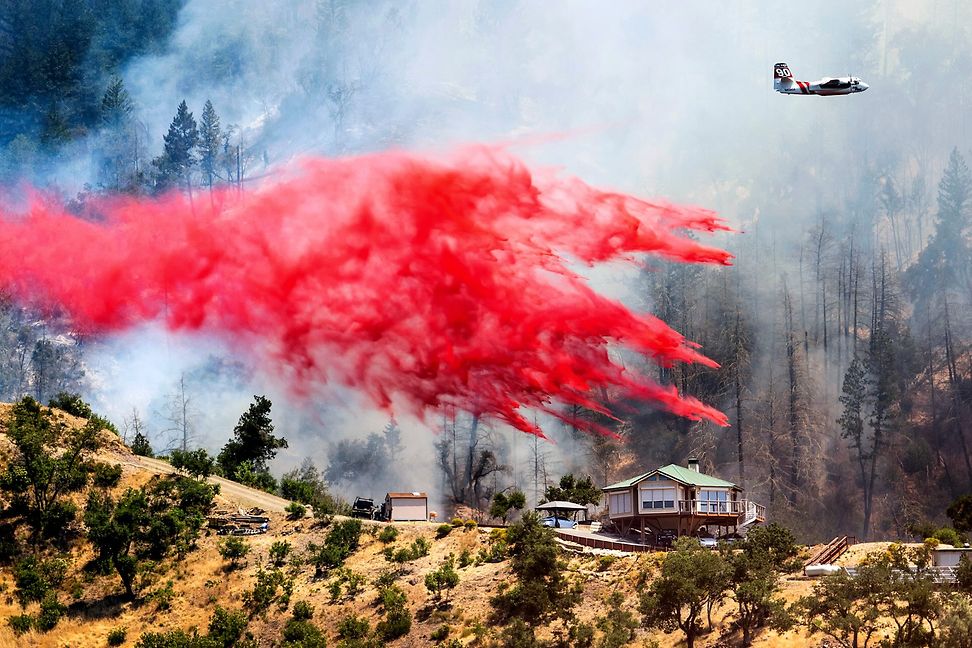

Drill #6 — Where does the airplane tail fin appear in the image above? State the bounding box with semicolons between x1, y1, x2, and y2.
774;63;793;89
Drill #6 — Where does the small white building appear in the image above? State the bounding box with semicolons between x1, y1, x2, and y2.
932;546;972;568
384;492;428;522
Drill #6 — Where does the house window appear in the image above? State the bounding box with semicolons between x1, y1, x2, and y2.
699;489;728;513
608;492;631;515
641;488;676;511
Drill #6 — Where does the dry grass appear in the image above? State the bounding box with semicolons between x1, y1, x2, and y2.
0;404;909;646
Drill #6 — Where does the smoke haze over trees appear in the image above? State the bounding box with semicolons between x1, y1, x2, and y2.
3;1;972;538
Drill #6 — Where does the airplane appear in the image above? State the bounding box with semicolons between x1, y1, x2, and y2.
773;62;868;96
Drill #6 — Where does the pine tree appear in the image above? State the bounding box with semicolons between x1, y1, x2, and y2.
98;77;138;191
198;99;221;191
100;77;133;129
152;100;198;193
907;147;972;301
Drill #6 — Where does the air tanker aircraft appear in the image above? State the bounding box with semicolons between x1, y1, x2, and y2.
773;62;868;96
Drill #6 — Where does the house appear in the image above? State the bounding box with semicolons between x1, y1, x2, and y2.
602;458;765;542
383;492;429;522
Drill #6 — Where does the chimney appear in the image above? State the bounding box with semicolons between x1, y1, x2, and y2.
687;457;700;472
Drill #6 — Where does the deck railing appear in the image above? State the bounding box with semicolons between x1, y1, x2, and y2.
676;499;759;515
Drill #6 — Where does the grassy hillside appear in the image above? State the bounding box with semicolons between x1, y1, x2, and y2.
0;400;959;648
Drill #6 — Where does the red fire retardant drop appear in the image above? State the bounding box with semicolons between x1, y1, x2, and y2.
0;147;733;436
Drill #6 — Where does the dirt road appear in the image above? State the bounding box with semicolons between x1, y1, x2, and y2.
120;454;291;513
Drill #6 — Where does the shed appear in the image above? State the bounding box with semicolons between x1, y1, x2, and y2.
385;492;428;522
933;546;972;568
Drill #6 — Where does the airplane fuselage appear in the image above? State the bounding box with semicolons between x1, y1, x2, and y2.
776;76;868;96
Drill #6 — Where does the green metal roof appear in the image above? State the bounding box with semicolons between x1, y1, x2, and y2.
603;464;737;491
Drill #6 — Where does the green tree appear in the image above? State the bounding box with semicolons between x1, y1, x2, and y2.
198;100;222;191
639;537;731;648
799;570;881;648
740;523;799;571
491;513;580;626
207;606;248;648
98;76;139;191
907;147;972;304
280;458;342;513
595;592;638;648
727;548;790;646
169;448;215;479
859;543;940;647
219;537;250;570
48;392;92;418
490;489;526;524
218;396;287;489
153;99;198;193
424;555;460;602
940;595;972;648
130;431;154;457
543;474;601;506
0;397;102;543
85;476;217;598
947;495;972;534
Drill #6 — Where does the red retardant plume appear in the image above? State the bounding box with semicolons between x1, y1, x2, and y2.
0;146;732;436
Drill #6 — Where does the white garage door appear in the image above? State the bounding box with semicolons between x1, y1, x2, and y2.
391;498;427;521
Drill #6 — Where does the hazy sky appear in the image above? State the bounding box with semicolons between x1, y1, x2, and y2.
80;0;971;502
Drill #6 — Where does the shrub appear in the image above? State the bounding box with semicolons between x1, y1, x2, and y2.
49;392;94;418
431;625;450;641
285;501;306;520
377;597;412;640
270;540;292;567
219;537;250;569
130;432;154;457
150;581;175;611
292;600;314;621
208;606;248;647
308;519;363;577
480;529;509;563
934;527;965;547
107;627;127;646
379;526;399;543
244;568;291;613
941;594;972;648
374;570;398;589
436;524;452;539
169;448;216;479
386;537;432;563
458;548;473;568
13;554;68;606
451;518;464;528
337;613;370;639
425;555;460;602
958;555;972;593
280;618;327;647
92;462;123;489
37;590;67;631
464;519;478;530
8;614;33;636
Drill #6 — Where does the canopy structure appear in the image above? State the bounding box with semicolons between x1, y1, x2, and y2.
536;501;587;512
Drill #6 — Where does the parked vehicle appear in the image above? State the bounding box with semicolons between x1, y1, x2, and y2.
652;529;677;549
541;516;576;529
351;497;377;519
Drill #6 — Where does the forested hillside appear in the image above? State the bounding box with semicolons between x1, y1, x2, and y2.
2;1;972;545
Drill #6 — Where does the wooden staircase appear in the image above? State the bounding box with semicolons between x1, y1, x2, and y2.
804;535;853;573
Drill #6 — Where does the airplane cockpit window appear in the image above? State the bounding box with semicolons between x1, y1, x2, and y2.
820;78;851;89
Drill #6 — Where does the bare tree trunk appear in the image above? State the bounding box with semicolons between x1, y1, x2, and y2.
734;311;746;489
